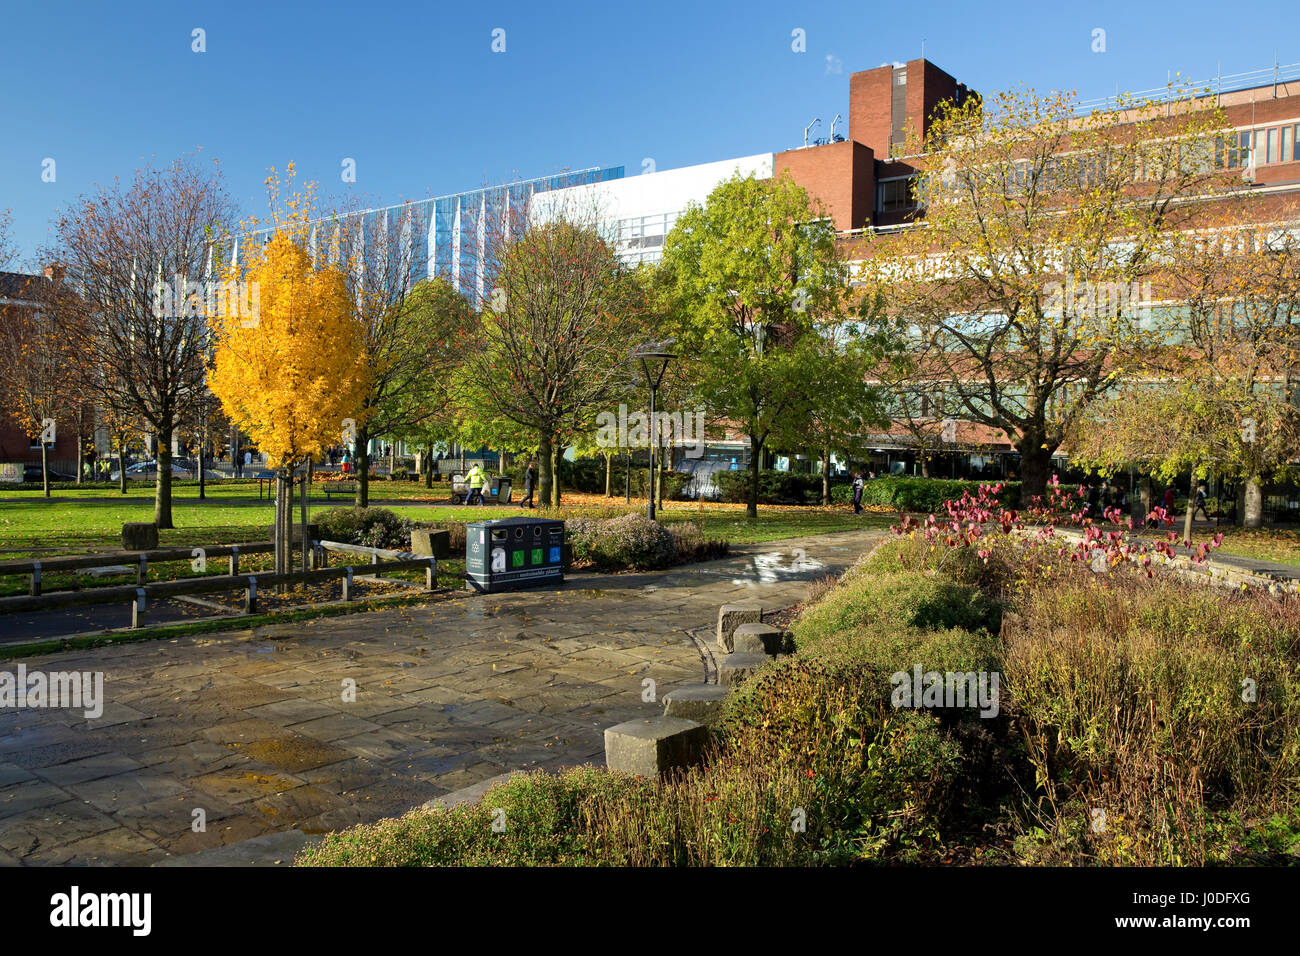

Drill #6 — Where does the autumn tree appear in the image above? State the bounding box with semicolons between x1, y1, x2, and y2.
50;155;235;527
1070;199;1300;528
461;213;646;508
377;277;478;487
777;320;885;504
313;202;473;506
660;171;849;518
860;82;1237;497
210;171;372;579
0;207;13;269
0;273;84;495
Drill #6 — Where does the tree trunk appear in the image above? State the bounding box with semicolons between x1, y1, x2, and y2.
198;423;206;501
604;452;612;497
155;427;174;528
424;448;434;489
301;465;310;573
1139;475;1153;516
538;431;554;509
1183;471;1195;541
355;425;370;508
550;442;562;508
1243;476;1264;529
1016;439;1053;499
275;471;290;594
41;440;50;498
117;441;127;495
821;446;831;506
746;437;761;519
75;414;84;487
920;455;930;479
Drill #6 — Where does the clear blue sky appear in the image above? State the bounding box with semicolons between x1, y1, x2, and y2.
1;0;1295;263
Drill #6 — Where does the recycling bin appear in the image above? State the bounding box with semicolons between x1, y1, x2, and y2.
465;517;564;593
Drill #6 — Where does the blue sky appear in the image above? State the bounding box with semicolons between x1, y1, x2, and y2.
1;0;1295;262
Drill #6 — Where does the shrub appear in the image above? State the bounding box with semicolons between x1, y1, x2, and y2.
792;569;1000;653
1002;573;1300;865
667;521;729;564
567;513;676;571
714;469;822;504
316;507;413;551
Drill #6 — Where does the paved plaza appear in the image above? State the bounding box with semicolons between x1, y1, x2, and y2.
0;528;883;866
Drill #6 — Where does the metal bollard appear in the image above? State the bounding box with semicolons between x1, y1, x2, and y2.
244;576;258;614
426;557;436;591
131;588;146;628
137;554;148;586
229;545;240;576
30;561;41;597
343;566;354;602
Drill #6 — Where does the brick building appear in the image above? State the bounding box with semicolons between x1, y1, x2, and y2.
0;270;85;481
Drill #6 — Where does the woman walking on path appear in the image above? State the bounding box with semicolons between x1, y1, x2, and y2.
851;469;865;515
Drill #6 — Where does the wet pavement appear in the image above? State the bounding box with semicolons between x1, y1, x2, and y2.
0;528;883;865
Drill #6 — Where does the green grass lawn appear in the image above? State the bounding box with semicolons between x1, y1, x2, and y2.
1207;527;1300;568
0;482;888;559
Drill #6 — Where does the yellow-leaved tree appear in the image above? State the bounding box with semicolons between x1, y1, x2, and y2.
210;168;372;581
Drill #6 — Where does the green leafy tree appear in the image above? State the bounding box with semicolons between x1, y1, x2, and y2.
461;219;647;508
660;171;848;518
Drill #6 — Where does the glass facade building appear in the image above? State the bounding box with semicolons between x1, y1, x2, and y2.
236;166;623;307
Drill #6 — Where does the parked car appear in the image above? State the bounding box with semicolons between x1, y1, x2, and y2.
110;460;196;481
21;464;77;483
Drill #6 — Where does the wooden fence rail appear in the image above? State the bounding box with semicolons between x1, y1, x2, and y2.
0;543;278;596
0;556;437;628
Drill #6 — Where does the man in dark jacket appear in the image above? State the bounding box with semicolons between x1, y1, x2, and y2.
520;460;538;509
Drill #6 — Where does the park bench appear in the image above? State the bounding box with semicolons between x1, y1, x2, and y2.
323;481;356;499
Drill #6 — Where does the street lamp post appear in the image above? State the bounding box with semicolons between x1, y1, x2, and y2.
631;343;677;521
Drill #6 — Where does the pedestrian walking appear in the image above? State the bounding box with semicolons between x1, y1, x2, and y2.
1192;483;1210;522
851;469;865;515
520;460;538;509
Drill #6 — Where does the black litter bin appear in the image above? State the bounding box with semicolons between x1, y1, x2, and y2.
491;477;512;504
465;517;564;593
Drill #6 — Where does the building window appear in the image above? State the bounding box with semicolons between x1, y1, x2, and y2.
877;178;913;212
1219;123;1300;169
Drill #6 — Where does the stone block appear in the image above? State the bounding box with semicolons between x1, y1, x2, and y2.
732;622;786;656
604;716;708;777
121;522;158;551
265;523;320;544
662;684;729;724
716;603;762;652
410;528;451;559
717;653;768;686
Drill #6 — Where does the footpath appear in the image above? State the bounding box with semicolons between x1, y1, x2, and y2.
0;528;883;866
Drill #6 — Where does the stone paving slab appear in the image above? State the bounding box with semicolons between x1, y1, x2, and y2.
0;527;881;865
